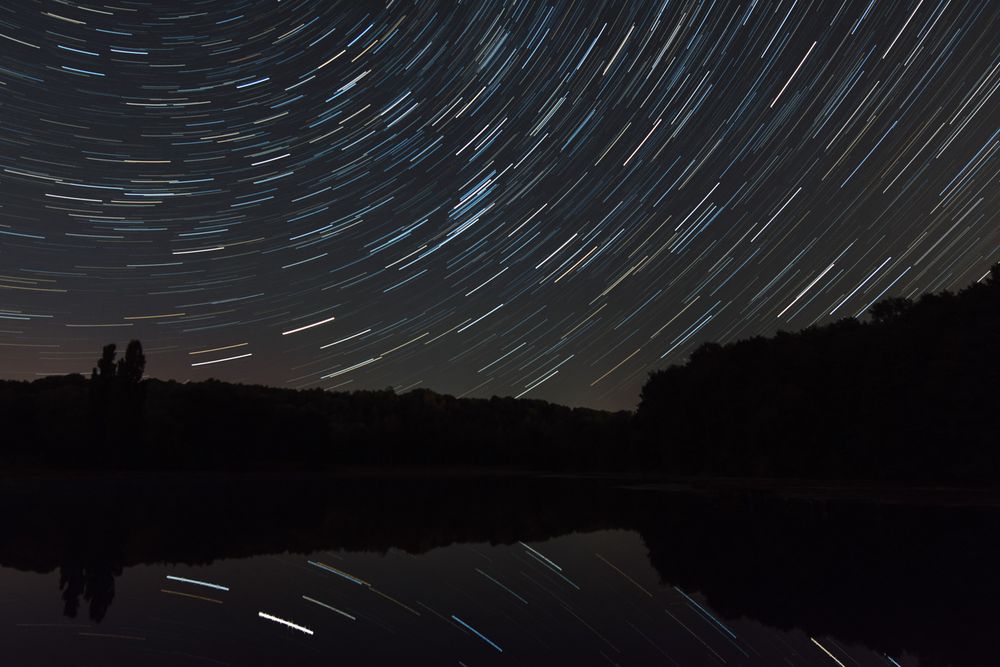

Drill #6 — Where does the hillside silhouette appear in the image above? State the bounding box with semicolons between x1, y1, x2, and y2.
1;264;998;480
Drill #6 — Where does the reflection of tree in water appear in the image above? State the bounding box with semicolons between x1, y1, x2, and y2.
42;340;143;622
3;476;999;667
59;560;120;622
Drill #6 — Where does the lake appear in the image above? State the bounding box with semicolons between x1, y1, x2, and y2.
0;473;996;665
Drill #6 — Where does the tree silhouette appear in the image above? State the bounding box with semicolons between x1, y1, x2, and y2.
869;296;913;323
90;340;145;385
115;340;145;385
987;262;1000;286
88;340;147;460
92;343;117;383
638;262;1000;481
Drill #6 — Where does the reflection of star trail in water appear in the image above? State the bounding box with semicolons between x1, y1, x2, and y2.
1;1;998;408
2;474;996;665
3;530;916;665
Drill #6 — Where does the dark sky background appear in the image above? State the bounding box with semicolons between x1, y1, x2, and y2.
0;0;997;410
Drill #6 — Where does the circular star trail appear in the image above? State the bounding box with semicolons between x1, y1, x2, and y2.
1;0;997;409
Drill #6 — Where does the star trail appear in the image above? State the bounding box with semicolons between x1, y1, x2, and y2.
1;0;997;409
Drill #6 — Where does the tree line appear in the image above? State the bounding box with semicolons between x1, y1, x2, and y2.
0;342;631;471
637;263;1000;481
1;264;998;480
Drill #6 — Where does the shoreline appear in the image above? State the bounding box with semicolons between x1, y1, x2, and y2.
2;467;998;506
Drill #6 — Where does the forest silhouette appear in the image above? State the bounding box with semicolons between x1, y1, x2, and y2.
638;262;1000;481
1;263;998;480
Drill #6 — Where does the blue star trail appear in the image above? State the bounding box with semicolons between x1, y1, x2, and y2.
0;0;997;409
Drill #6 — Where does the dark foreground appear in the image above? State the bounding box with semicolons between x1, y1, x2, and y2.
1;472;996;666
6;265;1000;482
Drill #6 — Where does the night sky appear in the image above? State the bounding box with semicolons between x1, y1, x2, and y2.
1;1;997;410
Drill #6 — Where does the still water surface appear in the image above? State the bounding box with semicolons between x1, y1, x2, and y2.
0;474;994;666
